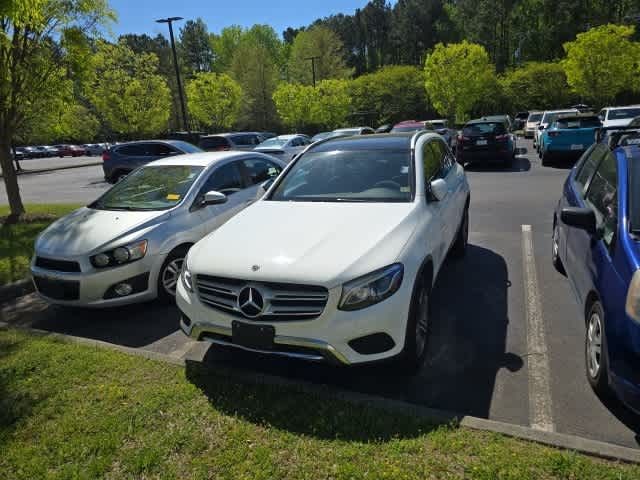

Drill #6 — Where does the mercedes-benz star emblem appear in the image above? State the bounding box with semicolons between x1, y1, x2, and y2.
238;286;265;318
251;265;260;272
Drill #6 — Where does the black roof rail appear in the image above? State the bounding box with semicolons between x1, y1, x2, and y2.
596;117;640;149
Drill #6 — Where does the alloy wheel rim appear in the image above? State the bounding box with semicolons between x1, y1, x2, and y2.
552;224;559;260
587;312;602;378
415;290;429;358
162;258;184;296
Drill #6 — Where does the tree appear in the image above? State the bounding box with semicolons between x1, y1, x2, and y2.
424;41;496;122
179;18;213;74
87;41;171;138
273;83;315;130
210;25;243;73
350;65;428;126
186;72;242;130
288;25;352;85
500;62;573;111
0;0;114;217
562;24;640;105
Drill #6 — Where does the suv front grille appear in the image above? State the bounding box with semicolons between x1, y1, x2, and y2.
35;256;81;272
195;275;329;321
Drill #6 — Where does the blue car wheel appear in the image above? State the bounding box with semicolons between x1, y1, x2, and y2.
585;300;610;396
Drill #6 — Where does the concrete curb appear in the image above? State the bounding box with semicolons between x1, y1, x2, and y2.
2;322;639;464
0;278;34;304
0;161;101;178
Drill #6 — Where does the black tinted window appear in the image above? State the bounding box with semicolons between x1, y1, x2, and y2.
232;134;260;147
555;118;601;129
242;158;282;185
116;144;146;156
148;143;178;156
463;122;506;136
575;144;606;196
586;152;617;246
203;162;244;195
199;137;230;151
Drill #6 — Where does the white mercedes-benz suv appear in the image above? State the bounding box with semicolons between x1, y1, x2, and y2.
177;132;470;368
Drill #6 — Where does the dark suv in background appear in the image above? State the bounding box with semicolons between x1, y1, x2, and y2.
456;117;517;167
198;132;264;152
102;140;202;183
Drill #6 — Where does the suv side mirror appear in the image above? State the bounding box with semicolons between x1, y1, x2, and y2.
561;207;596;235
429;178;448;202
203;190;227;206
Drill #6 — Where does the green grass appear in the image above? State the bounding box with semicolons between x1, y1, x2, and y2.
0;204;81;285
0;329;638;480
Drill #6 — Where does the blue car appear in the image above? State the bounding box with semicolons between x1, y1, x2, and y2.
552;124;640;412
540;114;601;166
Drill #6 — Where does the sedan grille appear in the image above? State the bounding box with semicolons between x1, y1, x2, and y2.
195;275;329;321
35;256;81;272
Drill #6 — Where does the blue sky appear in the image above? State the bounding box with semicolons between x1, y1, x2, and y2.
107;0;369;39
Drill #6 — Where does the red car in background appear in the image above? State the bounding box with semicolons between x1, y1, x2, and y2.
55;144;86;157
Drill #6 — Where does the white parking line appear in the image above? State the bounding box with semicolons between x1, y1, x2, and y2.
521;224;555;432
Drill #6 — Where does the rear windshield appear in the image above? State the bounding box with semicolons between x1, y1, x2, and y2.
555;118;601;129
463;122;506;136
199;137;230;150
528;113;543;122
608;108;640;120
542;111;575;124
391;125;424;133
258;137;288;148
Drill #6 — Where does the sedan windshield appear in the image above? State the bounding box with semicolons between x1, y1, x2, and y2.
258;137;288;148
269;150;412;203
609;108;640;120
90;165;204;211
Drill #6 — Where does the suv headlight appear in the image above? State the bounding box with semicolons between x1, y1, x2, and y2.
181;256;193;293
90;239;148;268
339;263;403;311
625;270;640;324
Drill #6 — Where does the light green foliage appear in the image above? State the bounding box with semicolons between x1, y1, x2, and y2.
500;62;573;112
87;41;171;138
186;72;243;130
210;25;243;73
179;18;213;74
562;24;640;105
350;65;427;126
273;79;351;130
288;25;352;85
424;41;496;122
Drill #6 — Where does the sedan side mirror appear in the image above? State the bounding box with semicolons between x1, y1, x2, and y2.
203;190;227;206
561;207;596;235
429;178;448;202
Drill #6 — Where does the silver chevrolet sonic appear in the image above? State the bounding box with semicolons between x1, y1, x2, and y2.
30;151;285;307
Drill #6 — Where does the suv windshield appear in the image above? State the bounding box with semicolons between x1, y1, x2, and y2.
609;108;640;120
269;150;412;203
528;113;543;122
91;165;204;211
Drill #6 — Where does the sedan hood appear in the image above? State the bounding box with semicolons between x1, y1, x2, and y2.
188;201;418;287
36;207;168;256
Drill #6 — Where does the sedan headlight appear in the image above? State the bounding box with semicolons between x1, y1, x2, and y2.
90;239;148;269
339;263;403;311
181;257;193;293
625;270;640;324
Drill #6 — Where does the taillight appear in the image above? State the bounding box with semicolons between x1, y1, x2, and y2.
102;151;110;162
548;131;560;137
457;134;464;143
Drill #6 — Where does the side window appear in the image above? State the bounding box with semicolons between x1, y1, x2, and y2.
585;152;618;247
242;158;282;186
422;142;441;184
291;137;303;147
575;144;606;196
200;137;230;151
116;144;145;156
201;162;244;196
148;143;177;156
430;140;451;177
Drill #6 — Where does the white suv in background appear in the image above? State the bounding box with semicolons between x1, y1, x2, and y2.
177;132;470;369
598;105;640;128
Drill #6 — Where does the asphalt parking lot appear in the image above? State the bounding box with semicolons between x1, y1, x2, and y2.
2;139;640;449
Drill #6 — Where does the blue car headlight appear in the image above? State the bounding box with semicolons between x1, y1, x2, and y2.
625;270;640;324
339;263;403;311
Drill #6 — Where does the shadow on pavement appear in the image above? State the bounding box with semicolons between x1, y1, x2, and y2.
597;392;640;446
464;156;531;173
190;244;519;420
24;301;179;348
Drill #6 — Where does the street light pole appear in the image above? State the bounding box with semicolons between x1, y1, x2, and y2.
304;55;321;87
156;16;189;132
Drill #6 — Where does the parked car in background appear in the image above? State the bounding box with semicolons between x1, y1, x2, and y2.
84;144;106;156
177;132;470;368
102;140;202;183
56;144;86;157
198;132;263;152
391;121;426;133
524;111;543;139
254;134;312;162
13;147;26;160
375;124;393;133
332;126;376;136
425;119;455;149
572;104;592;113
598;105;640;129
539;114;601;166
457;118;516;167
23;146;41;158
33;146;55;158
552;122;640;413
258;132;277;142
482;115;514;132
535;109;579;151
31;151;286;307
514;111;530;131
311;132;337;143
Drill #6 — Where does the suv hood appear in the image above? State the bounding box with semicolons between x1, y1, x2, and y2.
188;201;418;287
604;118;634;128
35;207;168;256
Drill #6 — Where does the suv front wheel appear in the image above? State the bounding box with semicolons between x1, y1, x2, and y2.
399;274;431;372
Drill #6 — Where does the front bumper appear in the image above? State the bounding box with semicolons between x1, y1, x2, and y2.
30;254;161;307
176;276;412;365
